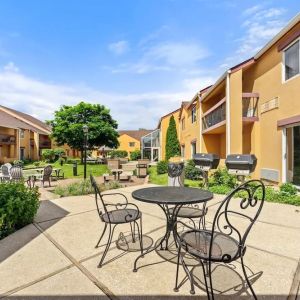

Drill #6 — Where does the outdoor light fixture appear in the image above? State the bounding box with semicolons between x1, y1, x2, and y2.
83;125;89;179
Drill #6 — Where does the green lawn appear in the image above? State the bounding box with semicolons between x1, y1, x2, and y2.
24;161;108;178
148;166;200;187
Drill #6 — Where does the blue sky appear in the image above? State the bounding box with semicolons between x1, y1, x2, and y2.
0;0;299;129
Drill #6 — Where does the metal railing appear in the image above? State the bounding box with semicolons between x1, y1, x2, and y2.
39;140;51;148
202;101;226;131
0;134;16;145
242;93;259;118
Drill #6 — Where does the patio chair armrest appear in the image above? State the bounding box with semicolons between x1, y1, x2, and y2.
101;192;129;206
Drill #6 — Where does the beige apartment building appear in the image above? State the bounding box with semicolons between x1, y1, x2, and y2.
157;13;300;184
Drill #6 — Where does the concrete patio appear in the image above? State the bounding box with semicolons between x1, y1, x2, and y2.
0;183;299;299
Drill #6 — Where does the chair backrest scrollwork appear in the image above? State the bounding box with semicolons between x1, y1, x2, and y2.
210;180;265;262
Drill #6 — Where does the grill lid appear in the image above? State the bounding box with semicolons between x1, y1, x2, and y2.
193;153;220;169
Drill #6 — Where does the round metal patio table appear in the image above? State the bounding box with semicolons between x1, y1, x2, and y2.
132;186;213;272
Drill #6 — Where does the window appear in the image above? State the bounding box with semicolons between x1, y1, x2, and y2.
129;142;135;147
181;145;185;158
191;106;197;123
181;118;185;130
284;40;300;81
191;142;197;158
20;129;25;139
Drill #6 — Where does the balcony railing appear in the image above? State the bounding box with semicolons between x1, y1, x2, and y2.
0;134;16;145
242;92;259;120
39;140;51;148
202;98;226;131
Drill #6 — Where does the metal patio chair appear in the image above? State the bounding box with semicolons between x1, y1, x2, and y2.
10;166;24;182
174;180;265;299
34;165;53;187
168;163;208;230
1;163;12;182
90;175;143;268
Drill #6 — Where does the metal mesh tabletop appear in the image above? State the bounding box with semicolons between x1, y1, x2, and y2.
132;186;213;205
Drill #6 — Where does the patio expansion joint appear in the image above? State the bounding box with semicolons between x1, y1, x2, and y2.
288;258;300;300
35;208;98;225
0;264;74;299
32;222;120;300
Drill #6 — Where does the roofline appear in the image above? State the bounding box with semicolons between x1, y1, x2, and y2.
201;71;228;102
201;13;300;103
157;107;180;128
186;85;213;109
0;106;51;134
254;12;300;60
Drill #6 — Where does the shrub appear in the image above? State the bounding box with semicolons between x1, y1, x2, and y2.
13;160;24;167
54;179;122;197
209;184;232;195
33;161;41;167
130;150;141;161
279;183;298;196
185;160;202;180
157;160;168;174
0;182;40;239
109;150;128;158
42;149;55;162
209;168;236;188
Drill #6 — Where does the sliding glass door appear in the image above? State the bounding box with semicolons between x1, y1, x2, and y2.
287;126;300;185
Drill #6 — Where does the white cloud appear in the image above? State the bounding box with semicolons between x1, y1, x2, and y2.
108;40;130;55
221;5;287;70
3;62;19;73
182;76;215;92
109;41;209;74
0;63;207;129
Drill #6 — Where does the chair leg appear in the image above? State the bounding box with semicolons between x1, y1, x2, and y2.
173;244;181;292
200;260;211;299
98;224;116;268
130;222;136;243
208;260;215;300
241;255;257;299
137;216;143;255
181;253;195;295
95;223;107;248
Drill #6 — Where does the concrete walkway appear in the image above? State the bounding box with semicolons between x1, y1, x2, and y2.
0;184;299;299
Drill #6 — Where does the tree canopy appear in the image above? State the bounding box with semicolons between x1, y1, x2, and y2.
48;102;119;154
165;115;180;160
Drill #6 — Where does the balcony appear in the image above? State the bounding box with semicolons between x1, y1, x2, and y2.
0;134;16;145
202;98;226;134
242;92;259;124
39;140;51;149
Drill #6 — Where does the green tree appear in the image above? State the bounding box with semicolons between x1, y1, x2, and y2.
165;115;180;160
48;102;119;162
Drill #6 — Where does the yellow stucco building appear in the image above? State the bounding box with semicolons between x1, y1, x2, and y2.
117;129;153;158
0;105;52;163
157;13;300;184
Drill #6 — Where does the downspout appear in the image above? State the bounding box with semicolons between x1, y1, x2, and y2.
198;92;202;153
18;129;21;160
226;71;231;156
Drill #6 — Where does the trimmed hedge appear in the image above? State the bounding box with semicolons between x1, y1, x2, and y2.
109;150;128;158
157;160;168;174
130;149;141;161
0;182;40;240
185;160;202;180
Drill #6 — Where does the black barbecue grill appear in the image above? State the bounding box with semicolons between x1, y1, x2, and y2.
193;153;220;187
225;154;257;182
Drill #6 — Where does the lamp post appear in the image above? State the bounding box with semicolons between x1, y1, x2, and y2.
83;125;88;180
